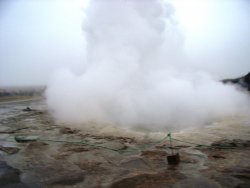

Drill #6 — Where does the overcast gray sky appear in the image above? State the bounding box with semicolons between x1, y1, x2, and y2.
0;0;250;87
0;0;87;86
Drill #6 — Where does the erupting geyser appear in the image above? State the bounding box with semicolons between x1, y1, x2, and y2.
46;0;250;131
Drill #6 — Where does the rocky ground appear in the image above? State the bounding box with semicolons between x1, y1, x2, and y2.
0;98;249;188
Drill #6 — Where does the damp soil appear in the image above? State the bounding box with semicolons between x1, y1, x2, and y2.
0;98;250;188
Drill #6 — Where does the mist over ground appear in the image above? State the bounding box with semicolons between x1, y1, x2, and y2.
44;0;250;131
1;0;250;86
0;0;250;131
0;0;86;86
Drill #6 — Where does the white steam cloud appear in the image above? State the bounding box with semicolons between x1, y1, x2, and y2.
46;0;250;131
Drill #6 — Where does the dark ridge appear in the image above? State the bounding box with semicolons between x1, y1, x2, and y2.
222;72;250;91
0;86;46;97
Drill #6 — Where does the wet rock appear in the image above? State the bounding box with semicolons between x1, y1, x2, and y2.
237;183;250;188
213;165;250;187
119;158;151;169
0;161;21;186
155;144;167;149
26;142;48;150
213;175;242;188
22;107;32;112
110;171;184;188
50;172;85;186
98;141;126;151
223;167;250;180
178;155;198;164
233;174;250;180
77;160;104;174
0;127;29;134
141;150;166;160
31;166;85;186
15;135;39;143
155;144;190;149
172;177;221;188
82;134;135;144
116;136;135;144
60;127;79;134
66;146;89;152
54;145;89;159
207;150;226;160
212;155;226;159
52;152;70;160
211;139;250;148
0;146;20;154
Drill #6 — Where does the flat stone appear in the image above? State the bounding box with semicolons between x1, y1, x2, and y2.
14;136;39;143
212;155;226;159
141;150;166;160
0;161;21;186
172;177;221;188
237;183;250;188
77;160;105;174
213;175;243;188
119;158;151;169
66;146;89;152
31;166;85;186
110;171;184;188
211;139;250;148
49;172;85;186
60;127;79;134
26;142;48;150
0;146;20;155
98;141;126;151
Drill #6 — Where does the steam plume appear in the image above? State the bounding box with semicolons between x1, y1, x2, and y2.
46;0;250;131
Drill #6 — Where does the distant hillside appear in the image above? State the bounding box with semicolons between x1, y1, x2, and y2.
0;86;46;97
222;72;250;91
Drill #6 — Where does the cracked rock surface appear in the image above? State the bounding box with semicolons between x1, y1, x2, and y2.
0;98;250;187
